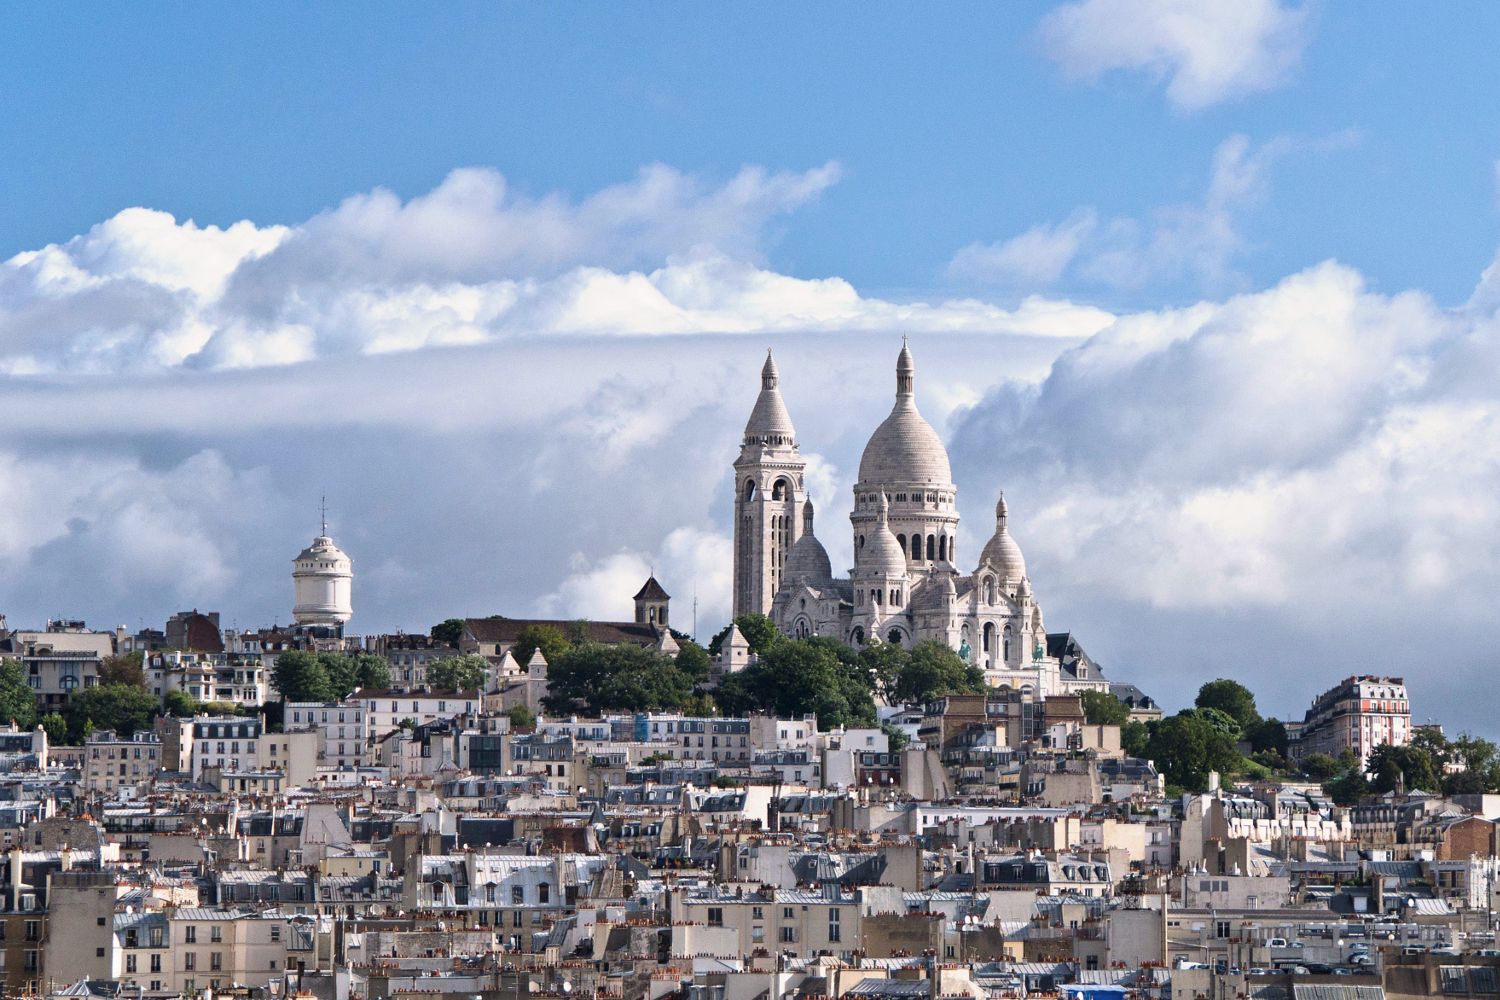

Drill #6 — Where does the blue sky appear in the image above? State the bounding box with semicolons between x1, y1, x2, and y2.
4;4;1499;306
4;3;1500;731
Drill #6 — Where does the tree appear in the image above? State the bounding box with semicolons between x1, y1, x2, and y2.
426;654;490;693
716;639;875;730
506;704;536;731
98;651;145;687
430;618;466;644
1142;711;1241;791
889;641;984;704
857;639;909;696
1195;679;1261;733
1325;765;1369;806
1367;743;1440;794
1079;689;1130;727
1444;734;1500;794
39;712;67;745
674;641;712;684
342;652;390;694
511;624;572;669
679;692;719;716
1248;718;1289;757
1121;720;1151;758
882;722;910;752
162;689;200;717
1193;706;1243;743
64;684;159;740
0;659;37;730
543;643;694;714
272;651;333;703
707;614;781;656
1300;753;1341;780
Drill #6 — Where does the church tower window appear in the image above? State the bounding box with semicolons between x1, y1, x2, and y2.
926;535;936;560
938;535;947;561
983;622;995;653
911;536;922;560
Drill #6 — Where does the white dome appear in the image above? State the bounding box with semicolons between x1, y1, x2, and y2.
859;493;908;577
977;494;1027;583
857;343;953;486
742;350;796;444
783;501;832;585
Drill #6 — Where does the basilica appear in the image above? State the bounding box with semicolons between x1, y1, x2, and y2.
731;342;1110;699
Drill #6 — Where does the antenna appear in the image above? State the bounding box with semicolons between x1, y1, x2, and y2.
320;495;327;536
692;584;698;642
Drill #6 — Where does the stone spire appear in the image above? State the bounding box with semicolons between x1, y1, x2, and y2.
896;336;914;397
743;349;796;444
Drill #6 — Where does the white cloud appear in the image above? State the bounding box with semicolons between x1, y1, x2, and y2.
949;209;1100;286
535;527;733;637
1039;0;1310;110
0;164;1112;374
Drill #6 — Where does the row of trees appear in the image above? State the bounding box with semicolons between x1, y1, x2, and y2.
1;654;165;745
531;613;986;730
1314;729;1500;805
1078;678;1293;793
270;650;390;703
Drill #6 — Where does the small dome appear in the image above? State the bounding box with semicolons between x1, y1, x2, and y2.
859;493;908;578
784;501;832;585
743;350;796;443
857;342;952;485
294;535;351;566
977;494;1026;583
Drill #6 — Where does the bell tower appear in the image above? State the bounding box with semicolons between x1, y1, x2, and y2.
732;351;807;616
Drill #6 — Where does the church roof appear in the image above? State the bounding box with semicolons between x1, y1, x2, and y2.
743;350;796;443
857;344;952;486
633;576;670;601
783;500;832;586
977;494;1026;582
857;493;907;577
294;534;350;564
463;617;662;648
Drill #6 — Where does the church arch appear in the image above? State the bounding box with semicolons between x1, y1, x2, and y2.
897;533;906;553
982;622;995;654
1003;624;1014;662
926;534;936;560
850;626;865;646
887;628;905;646
983;577;996;604
772;478;790;500
911;535;922;560
938;535;947;561
743;479;757;502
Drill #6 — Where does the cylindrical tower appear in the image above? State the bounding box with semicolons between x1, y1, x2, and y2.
292;532;353;627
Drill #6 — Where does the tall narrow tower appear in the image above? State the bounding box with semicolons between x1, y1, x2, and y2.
732;351;807;617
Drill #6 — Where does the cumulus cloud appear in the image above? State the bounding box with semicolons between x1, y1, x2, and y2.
948;257;1500;728
950;132;1354;294
536;527;734;634
0;164;1110;374
1039;0;1311;110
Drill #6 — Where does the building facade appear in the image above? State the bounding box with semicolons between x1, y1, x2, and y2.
1292;675;1411;765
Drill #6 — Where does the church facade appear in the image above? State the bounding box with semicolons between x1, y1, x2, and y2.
731;343;1108;699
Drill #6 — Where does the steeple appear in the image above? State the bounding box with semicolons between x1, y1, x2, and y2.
896;336;914;397
733;349;807;616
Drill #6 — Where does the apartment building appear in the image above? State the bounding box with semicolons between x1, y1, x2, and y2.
285;701;368;769
1292;675;1411;765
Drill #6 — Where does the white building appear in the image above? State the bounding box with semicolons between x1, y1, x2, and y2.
291;518;353;628
734;345;1098;698
353;690;480;740
285;701;368;769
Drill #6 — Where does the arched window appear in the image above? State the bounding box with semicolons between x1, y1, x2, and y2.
887;629;903;646
851;626;865;645
938;535;947;561
872;589;881;606
743;480;757;502
983;577;996;604
858;534;866;550
983;622;995;653
926;535;936;560
1003;624;1014;662
897;533;906;553
889;588;897;606
911;535;922;559
772;478;789;500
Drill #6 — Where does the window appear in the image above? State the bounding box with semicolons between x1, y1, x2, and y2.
210;953;222;971
270;925;281;942
707;907;723;927
127;955;137;973
150;955;161;973
780;927;795;943
185;953;196;971
828;908;841;943
185;926;197;944
538;883;550;904
512;886;524;905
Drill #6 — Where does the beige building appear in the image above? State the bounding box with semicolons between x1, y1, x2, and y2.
1292;674;1411;765
81;731;162;795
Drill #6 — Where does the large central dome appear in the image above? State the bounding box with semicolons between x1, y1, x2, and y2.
856;342;953;486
